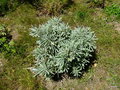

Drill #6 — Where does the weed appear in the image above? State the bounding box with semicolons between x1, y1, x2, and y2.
0;25;16;55
75;11;87;21
105;4;120;17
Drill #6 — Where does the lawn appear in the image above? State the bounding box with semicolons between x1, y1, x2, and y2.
0;0;120;90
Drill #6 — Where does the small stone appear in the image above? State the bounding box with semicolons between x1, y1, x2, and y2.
93;63;97;67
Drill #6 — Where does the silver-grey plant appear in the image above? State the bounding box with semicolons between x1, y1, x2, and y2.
29;17;97;78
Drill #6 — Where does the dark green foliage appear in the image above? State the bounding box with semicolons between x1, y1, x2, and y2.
30;18;97;79
105;4;120;17
0;25;15;55
75;11;87;21
0;0;20;16
0;0;8;15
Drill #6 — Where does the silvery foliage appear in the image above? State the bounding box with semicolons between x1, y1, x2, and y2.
30;17;97;78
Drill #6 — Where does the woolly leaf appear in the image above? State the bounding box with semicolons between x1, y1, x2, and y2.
30;17;97;78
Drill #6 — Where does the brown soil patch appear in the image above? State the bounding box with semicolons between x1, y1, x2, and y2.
11;30;20;40
10;25;22;41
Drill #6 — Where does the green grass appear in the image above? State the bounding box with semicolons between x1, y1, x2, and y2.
0;1;120;90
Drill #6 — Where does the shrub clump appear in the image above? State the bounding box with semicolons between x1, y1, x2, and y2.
30;18;97;79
